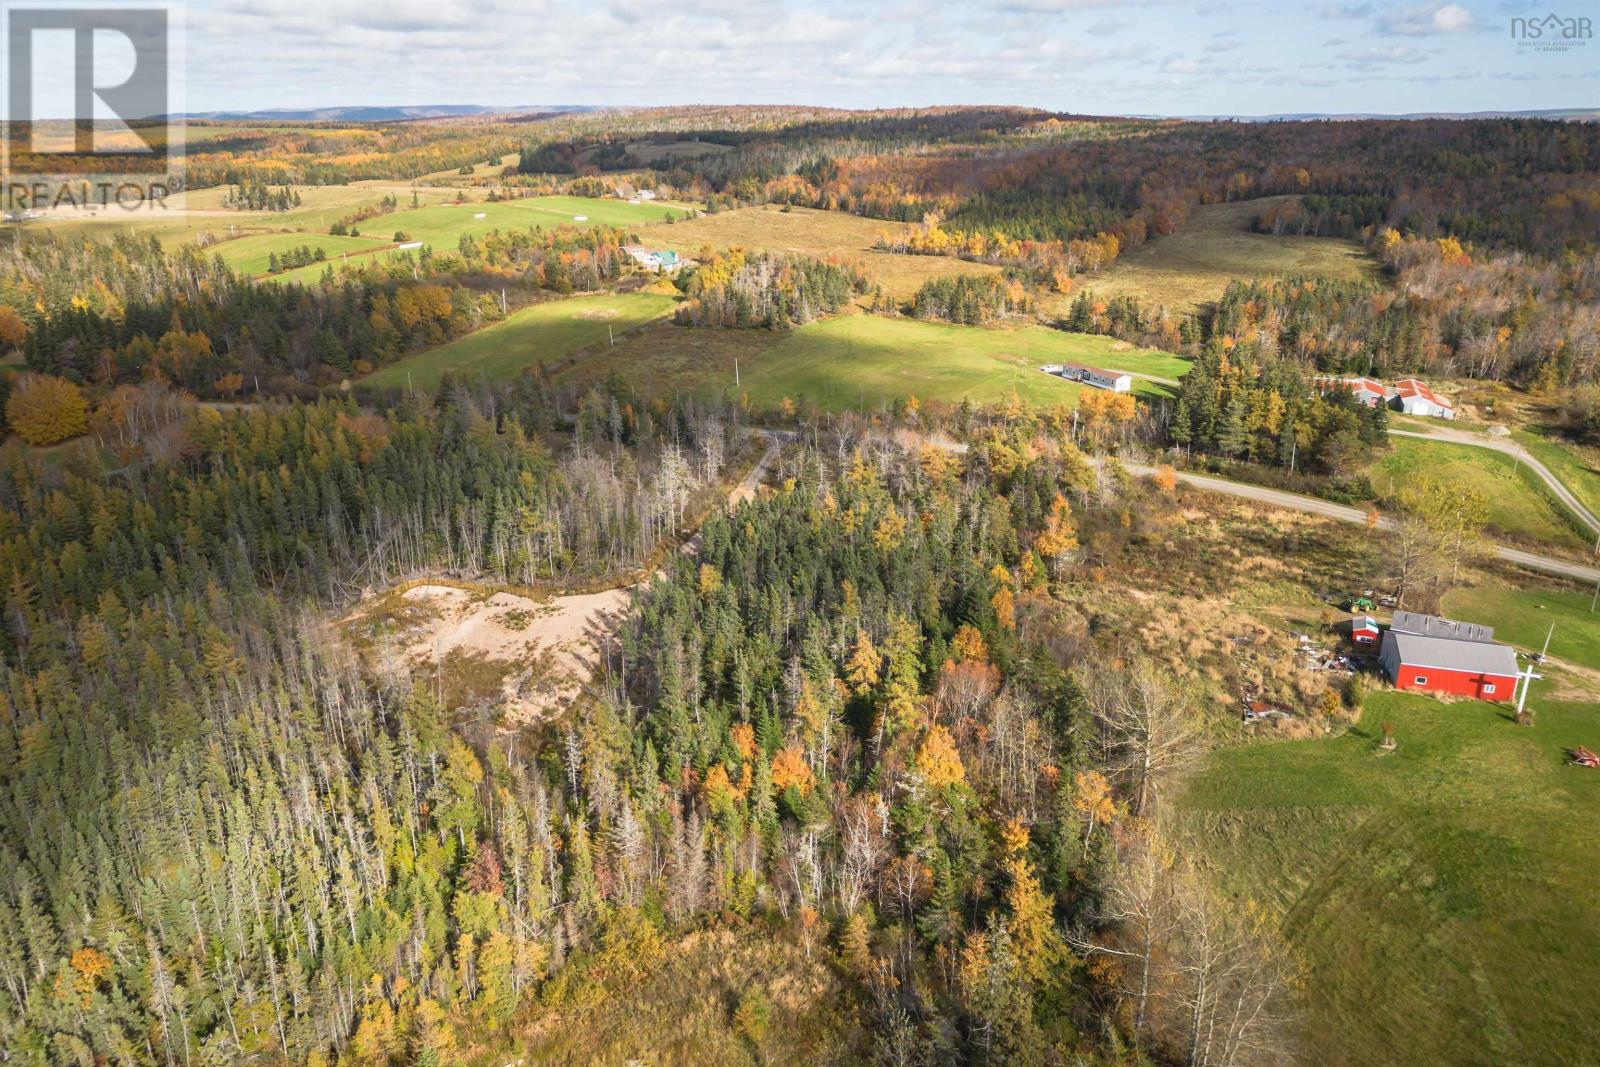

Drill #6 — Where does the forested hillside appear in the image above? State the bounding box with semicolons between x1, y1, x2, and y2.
0;383;1293;1064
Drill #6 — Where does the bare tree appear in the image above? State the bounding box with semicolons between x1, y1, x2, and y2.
1071;828;1300;1066
1068;824;1179;1035
1171;871;1298;1067
1085;659;1201;818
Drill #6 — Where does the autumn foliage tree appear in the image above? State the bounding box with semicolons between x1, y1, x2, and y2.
0;304;26;351
5;373;88;444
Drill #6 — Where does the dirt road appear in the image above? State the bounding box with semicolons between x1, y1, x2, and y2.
1389;427;1600;538
1124;462;1600;584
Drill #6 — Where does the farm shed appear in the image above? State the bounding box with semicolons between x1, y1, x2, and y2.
1393;378;1456;419
1314;376;1455;419
1316;376;1389;408
1351;616;1380;646
1379;613;1518;701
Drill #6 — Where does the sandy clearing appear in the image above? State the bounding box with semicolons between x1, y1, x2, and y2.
355;582;633;723
346;431;783;724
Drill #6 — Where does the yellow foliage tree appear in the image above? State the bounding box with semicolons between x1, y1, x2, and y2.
6;374;88;445
845;628;881;695
1005;853;1069;986
872;508;907;551
1034;494;1079;561
1072;770;1117;856
991;585;1015;631
916;725;966;789
697;563;723;596
951;623;988;664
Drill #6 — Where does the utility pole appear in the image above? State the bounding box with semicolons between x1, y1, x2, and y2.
734;357;740;388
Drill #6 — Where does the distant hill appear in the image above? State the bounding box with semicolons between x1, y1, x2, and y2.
175;103;1600;126
1167;107;1600;123
179;104;596;122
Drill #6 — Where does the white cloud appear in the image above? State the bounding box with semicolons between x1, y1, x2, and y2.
172;0;1581;118
1379;3;1478;35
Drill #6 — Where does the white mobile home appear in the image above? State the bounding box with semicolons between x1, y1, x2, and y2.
1042;363;1133;393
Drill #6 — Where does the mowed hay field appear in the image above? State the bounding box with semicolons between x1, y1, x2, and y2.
362;292;678;392
374;195;687;247
633;204;1004;300
1048;196;1378;312
1444;581;1600;671
1177;690;1600;1067
207;232;393;276
565;313;1190;410
1367;436;1587;552
1515;429;1600;527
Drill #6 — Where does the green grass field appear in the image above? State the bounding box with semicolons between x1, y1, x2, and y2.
716;315;1185;411
1178;690;1600;1067
1367;436;1587;551
370;195;685;248
1515;430;1600;526
206;232;392;276
560;313;1189;410
1046;197;1379;313
254;196;692;285
361;293;678;392
1444;583;1600;669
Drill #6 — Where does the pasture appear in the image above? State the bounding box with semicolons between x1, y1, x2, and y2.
1178;690;1600;1067
1514;429;1600;528
360;292;678;392
370;195;686;248
1047;196;1378;313
633;204;1005;300
1443;582;1600;671
206;232;392;276
564;313;1187;411
1367;436;1587;552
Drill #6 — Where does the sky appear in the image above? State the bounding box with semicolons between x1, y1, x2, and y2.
178;0;1596;116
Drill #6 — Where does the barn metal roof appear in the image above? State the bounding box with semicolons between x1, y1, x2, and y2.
1390;611;1495;643
1383;631;1519;677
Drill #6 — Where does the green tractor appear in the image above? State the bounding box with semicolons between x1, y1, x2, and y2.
1345;594;1377;613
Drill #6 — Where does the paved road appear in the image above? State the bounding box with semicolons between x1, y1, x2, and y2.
1390;427;1600;538
1123;461;1600;585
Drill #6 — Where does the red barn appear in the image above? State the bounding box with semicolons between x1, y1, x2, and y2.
1379;612;1518;702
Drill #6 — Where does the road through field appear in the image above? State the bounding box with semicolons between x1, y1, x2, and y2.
1123;461;1600;584
1389;427;1600;539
